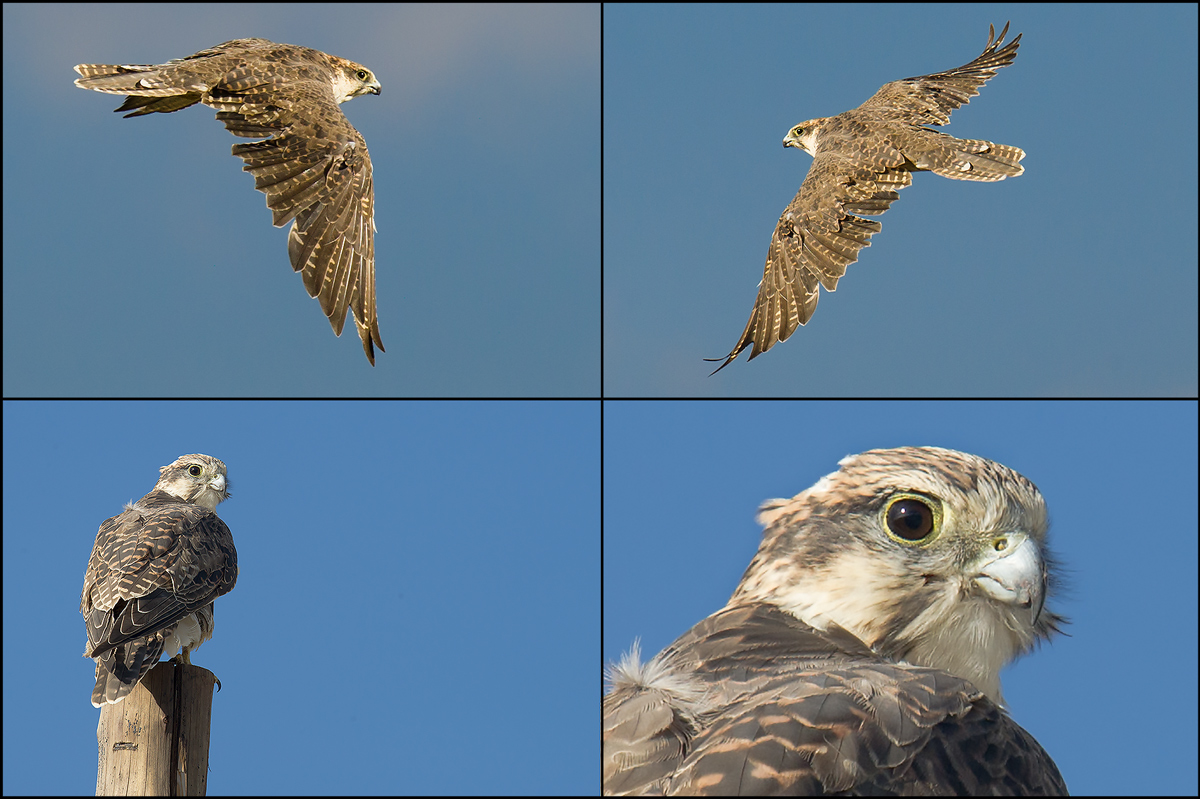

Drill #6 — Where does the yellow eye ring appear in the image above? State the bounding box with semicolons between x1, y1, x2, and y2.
882;493;942;544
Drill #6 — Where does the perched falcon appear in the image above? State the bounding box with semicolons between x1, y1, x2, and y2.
709;24;1025;373
604;447;1067;795
81;454;238;708
74;39;385;365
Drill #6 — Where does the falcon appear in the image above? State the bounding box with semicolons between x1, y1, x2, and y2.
74;39;385;365
81;454;238;707
709;24;1025;374
604;446;1067;795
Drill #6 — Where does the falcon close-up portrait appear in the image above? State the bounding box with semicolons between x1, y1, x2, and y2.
710;24;1025;373
81;454;238;707
604;446;1067;795
74;39;385;365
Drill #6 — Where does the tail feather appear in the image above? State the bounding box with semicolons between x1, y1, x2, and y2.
924;137;1025;181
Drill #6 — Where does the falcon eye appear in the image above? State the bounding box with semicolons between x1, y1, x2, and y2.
884;495;939;542
357;70;368;80
188;465;203;477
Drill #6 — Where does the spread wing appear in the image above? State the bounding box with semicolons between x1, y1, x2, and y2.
214;71;382;365
604;604;1067;795
80;490;237;707
73;39;384;365
859;22;1022;125
708;158;912;373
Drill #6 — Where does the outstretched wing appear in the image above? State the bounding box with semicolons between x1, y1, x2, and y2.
708;158;912;373
859;22;1022;125
211;67;382;365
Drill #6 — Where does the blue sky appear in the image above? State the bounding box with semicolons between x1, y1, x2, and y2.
604;5;1198;396
4;5;1198;794
2;4;599;396
2;400;599;794
604;400;1199;795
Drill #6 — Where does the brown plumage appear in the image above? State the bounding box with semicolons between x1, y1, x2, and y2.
81;454;238;707
74;38;384;365
709;24;1025;373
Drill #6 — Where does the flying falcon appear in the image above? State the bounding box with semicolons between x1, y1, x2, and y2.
709;24;1025;374
74;39;385;365
604;446;1067;795
81;454;238;707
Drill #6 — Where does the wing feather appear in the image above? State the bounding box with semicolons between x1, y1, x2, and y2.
604;605;1067;795
81;489;237;706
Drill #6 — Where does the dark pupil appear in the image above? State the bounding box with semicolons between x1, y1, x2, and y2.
888;499;933;540
189;466;201;476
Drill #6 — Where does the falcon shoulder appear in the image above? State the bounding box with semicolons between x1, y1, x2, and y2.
604;604;1067;796
81;488;237;654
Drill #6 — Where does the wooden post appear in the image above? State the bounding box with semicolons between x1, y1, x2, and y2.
94;660;220;796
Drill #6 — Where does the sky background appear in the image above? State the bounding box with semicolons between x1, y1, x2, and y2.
604;400;1199;796
4;4;1198;794
605;4;1198;396
2;400;599;794
2;4;599;396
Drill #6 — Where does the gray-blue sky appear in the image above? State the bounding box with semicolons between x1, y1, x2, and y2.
3;4;599;395
604;400;1199;795
604;5;1198;396
3;400;598;794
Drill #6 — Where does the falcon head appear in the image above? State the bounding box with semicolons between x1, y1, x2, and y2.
154;454;229;511
783;118;828;156
332;60;382;103
729;446;1064;705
